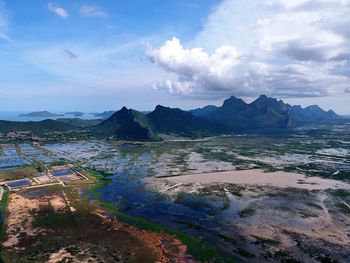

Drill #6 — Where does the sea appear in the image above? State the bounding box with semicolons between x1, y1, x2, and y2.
0;112;97;122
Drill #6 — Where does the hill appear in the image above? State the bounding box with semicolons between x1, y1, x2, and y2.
202;95;339;131
0;95;343;141
56;118;102;127
0;119;76;135
146;105;227;136
190;105;218;117
95;107;156;140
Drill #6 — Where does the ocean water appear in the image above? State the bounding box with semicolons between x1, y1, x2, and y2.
0;112;97;122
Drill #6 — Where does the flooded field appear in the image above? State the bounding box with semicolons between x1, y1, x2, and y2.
0;145;29;170
1;124;350;262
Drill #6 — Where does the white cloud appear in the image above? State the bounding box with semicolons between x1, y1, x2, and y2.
148;0;350;100
79;5;107;17
48;2;68;18
265;0;350;9
148;37;349;98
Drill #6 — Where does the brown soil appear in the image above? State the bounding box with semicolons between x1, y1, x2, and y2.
1;185;193;263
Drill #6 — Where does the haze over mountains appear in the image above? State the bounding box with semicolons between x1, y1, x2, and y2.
0;95;344;140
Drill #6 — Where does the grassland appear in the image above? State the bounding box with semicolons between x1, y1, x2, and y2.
0;166;37;181
0;189;9;243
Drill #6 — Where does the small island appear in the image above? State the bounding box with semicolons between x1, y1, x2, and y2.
19;111;64;118
65;111;85;117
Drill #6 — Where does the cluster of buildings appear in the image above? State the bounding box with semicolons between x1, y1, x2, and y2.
2;166;88;191
0;131;43;143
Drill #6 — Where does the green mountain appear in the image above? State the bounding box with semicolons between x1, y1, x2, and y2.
96;107;156;140
56;118;102;127
290;105;339;124
204;95;339;131
0;95;342;141
0;119;76;134
146;105;227;136
190;105;218;117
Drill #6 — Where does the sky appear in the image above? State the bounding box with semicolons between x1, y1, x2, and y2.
0;0;350;114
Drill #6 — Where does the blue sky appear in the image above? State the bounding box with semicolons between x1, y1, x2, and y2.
1;0;350;114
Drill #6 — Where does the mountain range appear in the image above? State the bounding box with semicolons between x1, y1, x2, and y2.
86;95;343;140
0;95;344;140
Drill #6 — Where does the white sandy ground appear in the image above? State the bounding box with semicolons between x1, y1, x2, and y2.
153;169;350;190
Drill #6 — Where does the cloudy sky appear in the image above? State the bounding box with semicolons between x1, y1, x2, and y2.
1;0;350;114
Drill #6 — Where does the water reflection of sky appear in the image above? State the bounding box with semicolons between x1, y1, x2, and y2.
0;145;29;169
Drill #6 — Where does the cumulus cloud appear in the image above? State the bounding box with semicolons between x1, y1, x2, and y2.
148;37;348;98
265;0;350;10
345;87;350;93
48;2;68;18
148;0;350;99
79;5;107;17
63;49;78;60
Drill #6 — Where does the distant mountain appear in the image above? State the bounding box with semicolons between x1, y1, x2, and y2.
1;95;342;141
65;111;85;117
146;105;227;136
92;111;116;119
19;111;64;118
190;105;218;117
0;119;76;134
290;105;339;123
96;107;156;140
204;95;339;131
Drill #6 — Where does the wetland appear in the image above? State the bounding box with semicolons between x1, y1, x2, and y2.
1;124;350;262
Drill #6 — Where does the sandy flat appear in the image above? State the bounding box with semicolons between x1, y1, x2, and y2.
163;169;350;190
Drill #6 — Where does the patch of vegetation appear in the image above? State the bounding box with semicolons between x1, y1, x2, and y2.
225;185;242;197
48;160;69;166
332;189;350;198
91;187;233;262
0;189;10;244
175;193;205;209
217;233;237;244
32;198;77;229
85;169;113;182
234;248;255;258
32;211;75;228
15;144;21;155
173;220;204;230
0;166;37;181
306;202;323;210
196;148;233;163
336;203;350;214
264;250;301;263
253;235;280;246
238;207;256;218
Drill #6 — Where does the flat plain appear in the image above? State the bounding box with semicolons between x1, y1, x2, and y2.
1;124;350;262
